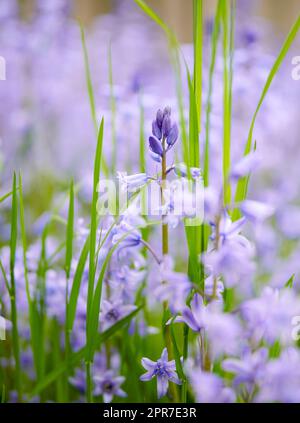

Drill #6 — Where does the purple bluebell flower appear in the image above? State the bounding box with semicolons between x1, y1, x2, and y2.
222;348;268;391
255;348;300;403
187;367;236;403
204;234;255;289
112;220;142;250
118;172;149;191
240;200;275;223
210;212;246;244
100;299;136;331
149;136;163;157
149;107;178;161
173;294;242;359
154;256;191;313
174;163;202;179
241;287;300;346
172;293;206;332
166;123;178;147
230;152;260;180
94;370;127;403
140;348;181;398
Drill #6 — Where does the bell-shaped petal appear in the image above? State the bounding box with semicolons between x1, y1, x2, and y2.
149;136;163;156
166;123;178;147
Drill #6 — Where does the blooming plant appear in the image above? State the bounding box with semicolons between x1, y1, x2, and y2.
0;0;300;405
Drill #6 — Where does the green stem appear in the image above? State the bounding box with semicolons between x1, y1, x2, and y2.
86;361;93;403
161;139;179;403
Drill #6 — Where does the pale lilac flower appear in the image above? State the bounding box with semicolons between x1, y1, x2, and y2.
112;220;142;250
187;367;235;403
173;294;242;359
210;212;246;244
241;287;300;346
154;256;191;313
222;348;268;391
230;152;260;180
140;348;181;399
204;235;255;289
172;293;206;332
256;348;300;403
100;299;136;330
174;163;202;179
118;172;149;191
240;200;275;223
94;370;127;403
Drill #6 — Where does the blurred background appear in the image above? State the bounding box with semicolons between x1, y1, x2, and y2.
19;0;300;42
0;0;300;233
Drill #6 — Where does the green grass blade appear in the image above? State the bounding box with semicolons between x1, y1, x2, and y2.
80;25;98;135
139;93;146;173
133;0;175;42
80;26;108;176
9;172;22;401
0;190;13;204
87;118;104;322
67;235;90;332
18;174;31;303
193;0;203;128
204;0;221;187
65;180;74;279
187;66;200;168
134;0;189;165
233;13;300;219
108;43;117;175
221;0;234;205
29;306;143;398
170;324;186;402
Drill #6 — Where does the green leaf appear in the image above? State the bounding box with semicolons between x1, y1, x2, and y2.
133;0;175;43
80;25;108;176
65;180;74;279
193;0;203;127
87;118;104;321
204;0;221;187
221;0;235;205
10;173;18;275
233;13;300;220
67;235;90;332
29;306;143;398
285;274;295;289
0;190;13;204
108;43;117;175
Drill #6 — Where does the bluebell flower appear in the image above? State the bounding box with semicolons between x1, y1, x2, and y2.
174;163;202;179
149;107;178;160
94;370;127;403
153;256;191;313
223;348;268;391
230;152;260;181
140;348;181;398
187;366;236;403
100;299;136;330
118;172;149;191
241;287;300;346
173;294;242;359
256;348;300;403
240;200;275;223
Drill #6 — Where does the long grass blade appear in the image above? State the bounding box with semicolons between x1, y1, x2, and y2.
233;13;300;219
